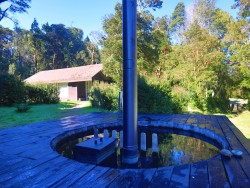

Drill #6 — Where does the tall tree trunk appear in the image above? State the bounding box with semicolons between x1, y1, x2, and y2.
34;51;38;73
52;53;56;69
91;49;95;64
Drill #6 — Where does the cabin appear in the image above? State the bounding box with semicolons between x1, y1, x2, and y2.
25;64;109;101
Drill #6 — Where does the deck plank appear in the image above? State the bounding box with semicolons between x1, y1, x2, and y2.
216;116;250;181
169;164;190;188
149;166;174;187
86;168;121;188
207;156;230;188
31;162;94;187
0;156;67;186
221;116;250;155
0;152;59;184
0;113;249;187
48;164;95;188
107;168;156;188
190;161;209;188
222;157;250;187
68;166;110;187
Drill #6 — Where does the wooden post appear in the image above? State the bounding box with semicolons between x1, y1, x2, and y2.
152;133;158;153
104;129;109;138
140;133;147;152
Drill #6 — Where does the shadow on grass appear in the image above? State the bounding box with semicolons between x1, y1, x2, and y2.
80;106;106;113
60;102;106;117
183;111;203;115
57;102;79;109
0;102;105;130
187;111;203;115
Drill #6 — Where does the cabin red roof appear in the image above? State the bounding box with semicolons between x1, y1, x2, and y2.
25;64;103;84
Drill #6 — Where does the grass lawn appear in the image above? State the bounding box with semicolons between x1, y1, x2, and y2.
0;101;104;130
1;102;249;140
228;111;250;139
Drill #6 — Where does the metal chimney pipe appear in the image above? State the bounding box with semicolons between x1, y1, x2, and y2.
122;0;138;164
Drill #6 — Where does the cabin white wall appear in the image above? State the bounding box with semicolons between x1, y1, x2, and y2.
59;83;69;101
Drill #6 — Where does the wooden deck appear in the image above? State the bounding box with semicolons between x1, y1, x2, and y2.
0;113;249;187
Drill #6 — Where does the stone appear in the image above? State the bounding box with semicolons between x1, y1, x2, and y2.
220;149;232;158
231;150;243;157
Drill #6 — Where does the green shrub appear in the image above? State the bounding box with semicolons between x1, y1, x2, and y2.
0;73;26;106
205;89;230;113
171;86;189;113
191;92;204;111
89;82;120;111
16;103;31;113
205;96;229;113
89;77;188;114
138;77;173;114
25;84;60;104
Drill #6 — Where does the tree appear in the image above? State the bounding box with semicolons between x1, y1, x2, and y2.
84;36;99;64
101;3;168;84
0;18;99;79
40;23;98;70
137;0;163;12
30;18;43;73
12;26;34;78
161;21;229;111
209;9;232;39
68;27;91;66
232;0;250;20
0;26;13;73
170;2;185;32
0;0;31;22
169;2;186;44
101;3;123;84
223;19;250;98
192;1;232;39
193;0;216;30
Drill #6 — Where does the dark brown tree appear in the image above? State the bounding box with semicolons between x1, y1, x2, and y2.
0;0;31;22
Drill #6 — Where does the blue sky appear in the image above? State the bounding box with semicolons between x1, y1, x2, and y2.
1;0;237;38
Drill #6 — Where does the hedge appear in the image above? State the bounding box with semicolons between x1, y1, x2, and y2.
0;73;26;106
0;73;60;106
89;81;120;111
25;84;60;104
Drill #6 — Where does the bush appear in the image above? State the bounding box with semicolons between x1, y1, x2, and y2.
89;77;186;114
16;103;31;113
89;82;120;111
138;77;173;114
25;84;60;104
190;92;204;111
205;89;230;113
0;73;26;106
171;86;189;113
205;96;229;113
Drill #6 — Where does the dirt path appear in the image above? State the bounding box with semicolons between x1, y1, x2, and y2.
61;102;87;117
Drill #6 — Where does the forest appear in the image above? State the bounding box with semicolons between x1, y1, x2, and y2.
0;0;249;113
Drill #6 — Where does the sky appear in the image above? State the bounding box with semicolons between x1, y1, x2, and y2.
0;0;237;38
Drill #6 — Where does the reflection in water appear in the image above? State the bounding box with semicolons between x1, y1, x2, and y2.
157;134;219;166
57;132;219;168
